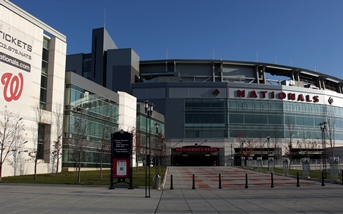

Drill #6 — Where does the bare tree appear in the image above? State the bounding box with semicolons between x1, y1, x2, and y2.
256;127;266;158
244;137;257;157
235;130;246;158
129;127;144;172
52;103;64;175
0;106;26;181
97;104;117;179
30;104;47;180
97;127;111;179
325;106;336;157
297;132;317;158
155;131;166;168
284;117;295;163
70;107;88;184
9;138;27;176
271;124;282;160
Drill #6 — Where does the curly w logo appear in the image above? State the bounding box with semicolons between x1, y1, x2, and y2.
1;72;24;102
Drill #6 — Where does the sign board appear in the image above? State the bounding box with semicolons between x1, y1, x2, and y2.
112;131;132;158
109;130;133;189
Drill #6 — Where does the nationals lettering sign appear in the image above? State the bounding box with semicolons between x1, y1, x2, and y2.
174;147;219;153
236;89;319;103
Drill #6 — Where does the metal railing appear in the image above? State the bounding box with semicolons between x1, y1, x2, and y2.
245;158;342;171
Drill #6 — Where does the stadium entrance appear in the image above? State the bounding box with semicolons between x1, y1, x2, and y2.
171;145;219;166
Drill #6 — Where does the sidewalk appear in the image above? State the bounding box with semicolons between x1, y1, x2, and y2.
0;167;342;213
0;183;161;214
156;167;343;213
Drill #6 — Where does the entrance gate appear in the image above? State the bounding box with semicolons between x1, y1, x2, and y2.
172;145;219;166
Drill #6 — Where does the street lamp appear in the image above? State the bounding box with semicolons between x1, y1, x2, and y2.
230;143;233;166
144;100;153;198
155;123;159;173
155;123;159;134
241;140;245;167
319;121;327;178
266;136;270;157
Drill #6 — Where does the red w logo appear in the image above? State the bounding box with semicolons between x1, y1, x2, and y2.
1;72;24;102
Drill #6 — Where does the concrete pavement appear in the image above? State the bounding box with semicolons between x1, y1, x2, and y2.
0;166;342;213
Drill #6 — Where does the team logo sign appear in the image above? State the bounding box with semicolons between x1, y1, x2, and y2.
1;72;24;102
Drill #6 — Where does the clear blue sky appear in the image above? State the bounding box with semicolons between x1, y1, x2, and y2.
10;0;343;78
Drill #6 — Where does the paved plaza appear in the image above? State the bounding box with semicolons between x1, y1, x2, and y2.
0;167;342;213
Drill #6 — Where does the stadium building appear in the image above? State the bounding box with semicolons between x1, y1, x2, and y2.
134;60;343;166
66;27;343;167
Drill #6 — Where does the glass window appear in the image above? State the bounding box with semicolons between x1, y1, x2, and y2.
37;124;45;160
269;115;284;124
42;48;49;62
40;38;49;110
229;113;244;124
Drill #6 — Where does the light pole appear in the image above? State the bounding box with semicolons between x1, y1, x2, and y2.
319;122;327;178
266;136;270;157
230;143;233;166
241;140;245;167
155;123;159;174
144;100;153;198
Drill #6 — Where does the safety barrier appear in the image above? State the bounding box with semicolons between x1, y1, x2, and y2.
168;171;336;190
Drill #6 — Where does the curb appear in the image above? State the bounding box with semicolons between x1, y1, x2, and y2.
160;167;169;189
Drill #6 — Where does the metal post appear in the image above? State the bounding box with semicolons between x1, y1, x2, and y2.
296;172;300;187
267;136;270;156
245;173;248;188
319;122;327;179
192;174;196;189
148;118;151;197
218;174;222;189
144;100;154;198
170;174;174;190
144;108;149;198
322;171;325;186
271;173;274;188
109;133;114;189
230;143;233;166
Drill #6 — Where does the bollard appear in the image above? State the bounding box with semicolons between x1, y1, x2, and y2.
170;174;174;190
342;171;343;186
271;173;274;188
245;173;248;188
296;172;300;187
322;171;325;187
192;174;196;190
218;174;222;189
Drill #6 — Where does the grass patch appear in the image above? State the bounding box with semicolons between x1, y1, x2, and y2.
1;166;167;187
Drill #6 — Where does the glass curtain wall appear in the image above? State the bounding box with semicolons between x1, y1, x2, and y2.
63;84;119;168
185;98;343;141
136;113;165;165
185;99;228;138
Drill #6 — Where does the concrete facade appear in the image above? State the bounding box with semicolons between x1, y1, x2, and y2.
0;0;66;176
